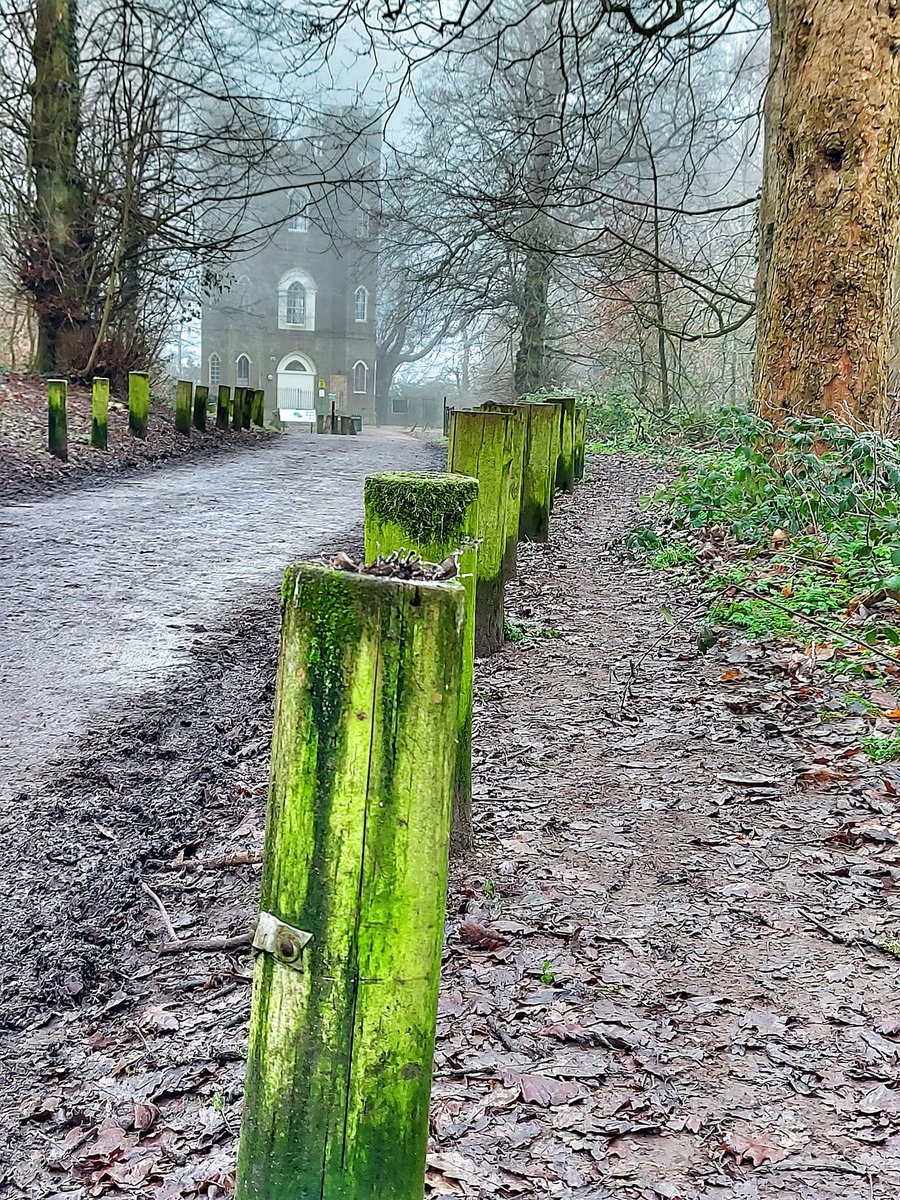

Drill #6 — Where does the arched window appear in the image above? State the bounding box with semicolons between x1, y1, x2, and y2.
236;354;251;386
288;191;309;232
356;209;371;239
208;353;221;389
354;286;368;322
278;270;317;331
236;275;251;308
286;282;306;325
353;360;368;394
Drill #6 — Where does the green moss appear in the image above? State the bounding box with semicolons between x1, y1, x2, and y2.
128;371;149;438
365;472;478;545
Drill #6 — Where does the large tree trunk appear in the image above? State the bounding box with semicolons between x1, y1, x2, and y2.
754;0;900;429
27;0;90;373
513;238;552;396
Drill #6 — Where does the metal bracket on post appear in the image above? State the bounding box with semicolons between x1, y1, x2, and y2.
252;911;312;972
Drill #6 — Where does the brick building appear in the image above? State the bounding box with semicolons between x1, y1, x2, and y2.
201;111;380;424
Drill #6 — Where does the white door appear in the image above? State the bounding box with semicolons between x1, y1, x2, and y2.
277;358;316;409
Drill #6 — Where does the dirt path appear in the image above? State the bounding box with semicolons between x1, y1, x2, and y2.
0;428;430;793
4;455;900;1199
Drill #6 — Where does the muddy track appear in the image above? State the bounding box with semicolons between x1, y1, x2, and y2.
3;454;900;1198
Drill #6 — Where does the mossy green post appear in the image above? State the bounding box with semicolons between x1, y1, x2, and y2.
574;407;586;482
364;471;479;856
519;402;556;540
175;380;192;436
128;371;149;438
193;384;209;432
216;385;230;430
90;377;109;452
232;386;245;431
251;388;265;427
551;396;576;493
242;388;252;430
47;379;67;461
547;399;561;513
235;563;464;1200
481;402;528;576
448;408;512;655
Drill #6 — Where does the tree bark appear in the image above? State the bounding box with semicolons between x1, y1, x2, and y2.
754;0;900;428
28;0;91;373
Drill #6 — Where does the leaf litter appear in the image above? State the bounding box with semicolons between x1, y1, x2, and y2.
2;456;900;1196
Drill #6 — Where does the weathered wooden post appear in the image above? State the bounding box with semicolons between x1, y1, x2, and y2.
519;401;557;540
242;388;252;430
481;402;526;579
548;397;561;513
364;471;479;855
552;396;577;493
128;371;150;438
316;413;325;434
448;408;512;655
251;388;265;428
232;386;245;431
90;377;109;452
175;380;192;436
574;407;587;482
193;384;209;432
235;562;464;1199
47;379;68;461
216;385;230;431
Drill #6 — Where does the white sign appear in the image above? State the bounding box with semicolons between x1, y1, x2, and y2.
279;408;317;424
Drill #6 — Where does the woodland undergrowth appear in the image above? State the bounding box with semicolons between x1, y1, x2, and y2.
623;408;900;760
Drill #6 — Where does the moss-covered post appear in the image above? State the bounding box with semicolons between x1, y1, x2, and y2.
480;402;526;579
193;384;209;432
364;471;479;856
175;380;192;436
235;563;464;1200
574;407;587;482
547;398;561;513
232;386;245;431
552;396;576;493
216;385;230;431
242;388;252;430
448;408;511;655
90;377;109;451
47;379;67;461
251;388;265;427
128;371;149;438
519;401;556;540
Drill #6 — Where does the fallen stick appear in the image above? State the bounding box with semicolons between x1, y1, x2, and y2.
139;879;179;943
159;932;252;955
155;851;263;871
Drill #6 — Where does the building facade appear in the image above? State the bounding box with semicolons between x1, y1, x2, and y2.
201;114;380;424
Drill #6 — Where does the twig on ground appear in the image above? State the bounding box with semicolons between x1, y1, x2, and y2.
139;879;180;944
159;932;252;955
487;1016;518;1053
797;907;900;960
155;851;263;871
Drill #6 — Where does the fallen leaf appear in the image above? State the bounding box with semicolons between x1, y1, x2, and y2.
500;1070;588;1107
539;1023;599;1046
719;669;742;682
458;919;509;951
721;1131;789;1167
859;1083;900;1114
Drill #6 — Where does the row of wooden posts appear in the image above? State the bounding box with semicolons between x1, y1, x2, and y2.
46;374;271;462
235;396;588;1197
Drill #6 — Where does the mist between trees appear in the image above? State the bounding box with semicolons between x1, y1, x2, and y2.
3;0;896;428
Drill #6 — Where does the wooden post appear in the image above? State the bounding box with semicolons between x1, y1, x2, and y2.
128;371;149;438
175;379;192;436
316;413;325;434
47;379;67;461
519;402;557;540
242;388;252;430
193;384;209;432
574;408;587;482
340;414;354;435
448;408;511;655
330;399;337;433
216;385;230;430
251;388;265;427
232;386;244;431
552;397;577;493
480;402;526;579
236;563;464;1199
90;377;109;452
548;398;561;514
365;471;479;856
